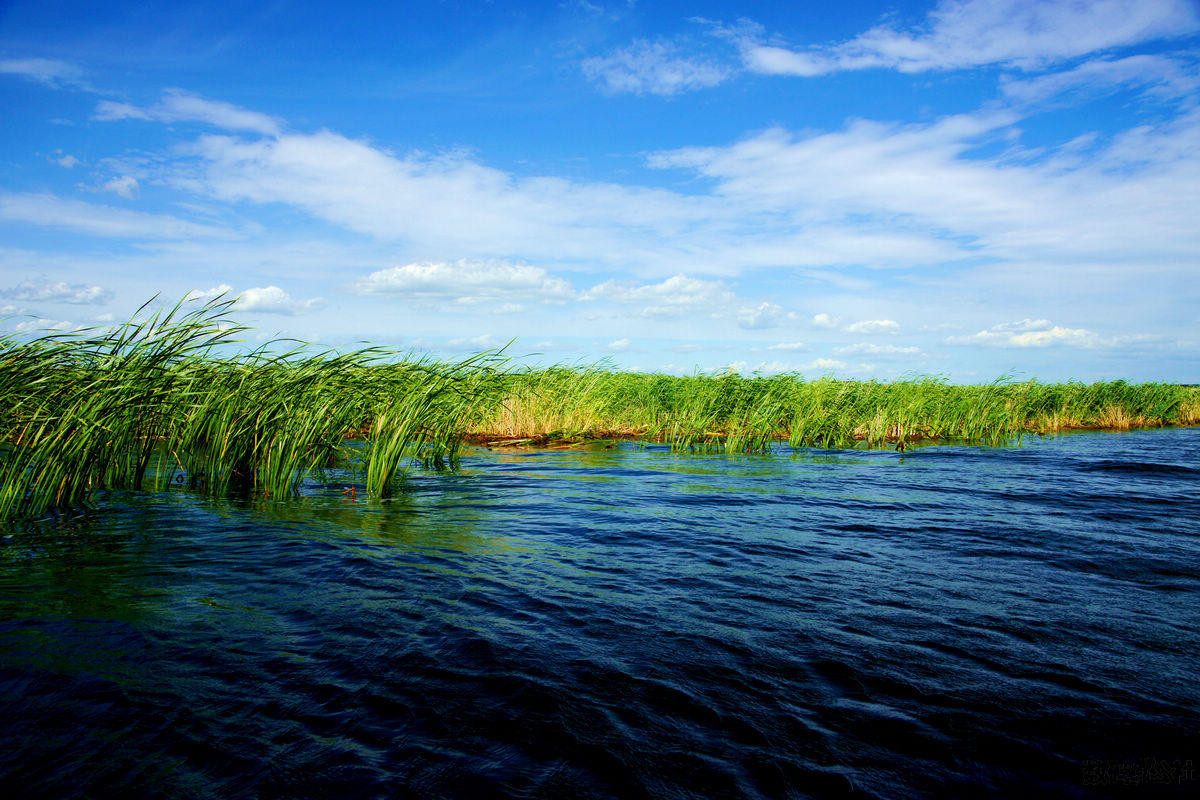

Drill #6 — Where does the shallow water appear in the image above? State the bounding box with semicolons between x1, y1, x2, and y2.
2;429;1199;798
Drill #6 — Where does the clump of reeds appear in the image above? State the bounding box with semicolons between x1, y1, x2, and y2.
0;297;242;519
0;297;507;521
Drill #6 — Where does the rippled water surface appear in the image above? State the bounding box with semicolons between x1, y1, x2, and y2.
3;429;1199;798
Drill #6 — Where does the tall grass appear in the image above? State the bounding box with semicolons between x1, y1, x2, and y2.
2;297;1197;521
466;370;1200;452
0;298;506;520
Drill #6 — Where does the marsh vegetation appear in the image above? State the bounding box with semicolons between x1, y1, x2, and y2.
2;298;1197;520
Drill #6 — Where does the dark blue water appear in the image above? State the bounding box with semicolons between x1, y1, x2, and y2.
2;429;1199;798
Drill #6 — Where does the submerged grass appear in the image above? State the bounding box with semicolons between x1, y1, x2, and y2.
2;297;1197;521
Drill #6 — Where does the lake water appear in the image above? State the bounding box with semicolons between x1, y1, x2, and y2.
2;429;1198;798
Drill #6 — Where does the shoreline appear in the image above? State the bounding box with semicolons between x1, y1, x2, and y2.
460;420;1200;450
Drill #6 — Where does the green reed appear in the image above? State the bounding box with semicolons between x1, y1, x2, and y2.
466;370;1200;453
3;296;1197;521
0;297;507;520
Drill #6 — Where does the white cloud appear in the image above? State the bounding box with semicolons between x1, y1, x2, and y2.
188;284;233;301
582;40;731;95
134;107;983;275
12;318;78;333
353;259;574;307
736;301;790;330
583;273;792;329
607;338;631;351
724;359;800;374
835;343;922;356
767;341;808;351
2;277;112;305
237;286;323;315
724;357;847;375
946;318;1125;348
93;101;152;122
103;176;139;199
27;88;1198;378
798;357;846;372
844;319;900;334
54;153;79;168
1000;54;1200;106
95;89;281;135
448;333;503;349
737;0;1200;76
0;192;233;239
646;110;1200;269
0;58;87;89
184;283;317;314
584;273;733;316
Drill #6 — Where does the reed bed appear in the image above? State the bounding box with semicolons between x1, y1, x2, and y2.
2;298;1197;520
465;371;1200;452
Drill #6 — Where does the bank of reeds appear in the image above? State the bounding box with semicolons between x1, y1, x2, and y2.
2;298;1197;521
465;370;1200;452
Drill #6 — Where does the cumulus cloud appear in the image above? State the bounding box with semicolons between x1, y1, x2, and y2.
606;338;631;351
844;319;900;334
54;152;79;168
584;273;734;317
353;260;574;309
103;176;139;199
12;318;78;333
2;277;112;305
767;341;808;351
736;0;1199;76
736;301;790;330
188;284;233;301
237;286;323;315
184;283;318;314
583;273;792;329
946;318;1118;347
582;40;732;95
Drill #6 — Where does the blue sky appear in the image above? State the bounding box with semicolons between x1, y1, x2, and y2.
2;0;1199;382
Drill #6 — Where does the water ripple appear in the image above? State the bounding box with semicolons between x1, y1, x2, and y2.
2;428;1199;797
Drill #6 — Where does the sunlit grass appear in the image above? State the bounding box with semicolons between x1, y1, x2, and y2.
467;370;1200;452
0;297;507;520
2;296;1196;521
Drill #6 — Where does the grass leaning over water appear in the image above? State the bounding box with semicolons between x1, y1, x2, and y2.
0;297;507;520
2;297;1198;520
